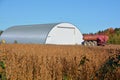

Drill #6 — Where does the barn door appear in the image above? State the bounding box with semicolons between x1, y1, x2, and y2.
53;27;75;44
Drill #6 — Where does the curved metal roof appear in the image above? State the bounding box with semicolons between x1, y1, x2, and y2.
1;23;59;44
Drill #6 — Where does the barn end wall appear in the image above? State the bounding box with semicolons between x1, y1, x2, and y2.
46;23;83;45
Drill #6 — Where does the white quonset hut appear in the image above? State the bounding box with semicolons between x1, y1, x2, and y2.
0;23;83;45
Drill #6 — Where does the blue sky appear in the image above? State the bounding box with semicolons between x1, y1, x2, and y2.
0;0;120;33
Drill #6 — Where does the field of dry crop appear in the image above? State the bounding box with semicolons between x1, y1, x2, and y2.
0;44;120;80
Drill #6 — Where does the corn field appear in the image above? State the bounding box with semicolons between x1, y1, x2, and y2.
0;44;120;80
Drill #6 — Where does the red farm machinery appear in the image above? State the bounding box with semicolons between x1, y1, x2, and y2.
83;34;109;46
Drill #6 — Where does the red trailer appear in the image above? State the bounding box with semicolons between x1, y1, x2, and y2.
83;34;109;46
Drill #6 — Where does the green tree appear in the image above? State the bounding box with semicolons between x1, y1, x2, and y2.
0;30;3;35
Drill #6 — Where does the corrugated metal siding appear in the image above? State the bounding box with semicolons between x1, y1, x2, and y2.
0;23;59;44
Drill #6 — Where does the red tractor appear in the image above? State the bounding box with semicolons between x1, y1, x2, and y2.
83;34;109;46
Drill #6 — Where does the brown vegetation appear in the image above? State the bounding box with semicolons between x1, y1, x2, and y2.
0;44;120;80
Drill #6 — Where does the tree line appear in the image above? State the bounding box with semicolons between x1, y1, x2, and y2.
97;28;120;44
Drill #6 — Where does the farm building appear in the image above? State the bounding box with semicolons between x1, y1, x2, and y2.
0;23;83;45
